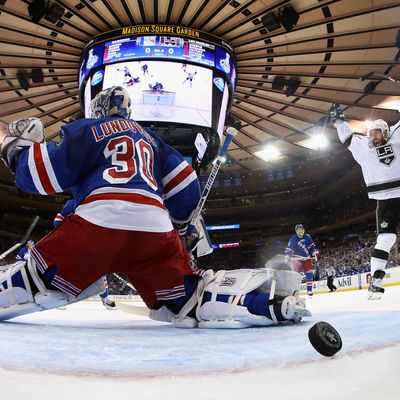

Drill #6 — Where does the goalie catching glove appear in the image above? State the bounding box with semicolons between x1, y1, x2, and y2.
1;117;45;172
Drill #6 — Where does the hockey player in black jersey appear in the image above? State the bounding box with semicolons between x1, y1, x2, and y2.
329;103;400;299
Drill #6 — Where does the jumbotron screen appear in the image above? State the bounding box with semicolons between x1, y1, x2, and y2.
79;25;237;168
93;61;214;128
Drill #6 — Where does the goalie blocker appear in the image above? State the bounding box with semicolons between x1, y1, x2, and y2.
0;254;310;327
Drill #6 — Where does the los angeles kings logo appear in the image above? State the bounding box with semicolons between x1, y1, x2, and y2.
376;144;396;166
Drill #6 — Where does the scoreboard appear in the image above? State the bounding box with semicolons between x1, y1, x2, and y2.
78;25;237;170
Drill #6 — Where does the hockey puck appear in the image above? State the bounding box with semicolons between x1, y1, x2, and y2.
308;321;342;357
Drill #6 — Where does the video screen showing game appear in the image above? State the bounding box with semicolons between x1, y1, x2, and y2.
101;60;213;127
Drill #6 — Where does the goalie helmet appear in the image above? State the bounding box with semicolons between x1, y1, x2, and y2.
90;86;131;119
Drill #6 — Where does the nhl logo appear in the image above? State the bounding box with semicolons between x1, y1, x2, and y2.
376;144;395;166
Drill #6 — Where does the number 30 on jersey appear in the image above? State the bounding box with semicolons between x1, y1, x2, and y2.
103;135;157;190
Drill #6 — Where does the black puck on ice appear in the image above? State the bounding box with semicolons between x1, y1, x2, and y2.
308;321;342;357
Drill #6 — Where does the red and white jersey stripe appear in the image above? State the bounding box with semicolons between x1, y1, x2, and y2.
75;187;174;232
28;143;62;195
162;161;198;200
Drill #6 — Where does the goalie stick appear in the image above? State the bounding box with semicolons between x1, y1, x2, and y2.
0;215;40;260
186;126;237;238
112;273;149;316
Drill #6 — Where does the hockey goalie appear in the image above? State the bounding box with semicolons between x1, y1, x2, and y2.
0;86;311;328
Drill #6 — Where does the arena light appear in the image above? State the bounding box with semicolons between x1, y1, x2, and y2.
309;133;329;150
298;132;329;150
255;143;282;162
376;96;400;111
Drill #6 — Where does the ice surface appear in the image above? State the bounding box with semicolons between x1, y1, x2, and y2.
1;286;400;399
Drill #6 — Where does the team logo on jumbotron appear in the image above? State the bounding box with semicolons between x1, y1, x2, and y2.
213;77;225;92
376;144;395;166
86;49;99;69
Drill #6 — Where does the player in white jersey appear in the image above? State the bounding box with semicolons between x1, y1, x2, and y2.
329;103;400;299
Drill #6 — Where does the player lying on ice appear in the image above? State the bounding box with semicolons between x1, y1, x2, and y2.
0;86;311;328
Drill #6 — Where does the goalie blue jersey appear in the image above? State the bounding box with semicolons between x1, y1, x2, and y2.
14;117;201;232
284;234;319;260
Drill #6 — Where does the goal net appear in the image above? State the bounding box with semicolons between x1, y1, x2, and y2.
142;90;176;118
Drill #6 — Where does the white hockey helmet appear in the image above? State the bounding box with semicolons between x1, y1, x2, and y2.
368;119;390;140
90;86;131;119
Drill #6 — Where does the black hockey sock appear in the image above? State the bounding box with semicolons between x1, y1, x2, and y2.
373;270;386;280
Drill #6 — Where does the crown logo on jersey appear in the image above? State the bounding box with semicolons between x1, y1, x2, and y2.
376;144;395;166
380;221;388;228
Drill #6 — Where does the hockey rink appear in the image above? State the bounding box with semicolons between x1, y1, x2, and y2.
1;286;400;400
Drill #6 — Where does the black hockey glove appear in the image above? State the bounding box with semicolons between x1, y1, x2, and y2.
328;103;345;124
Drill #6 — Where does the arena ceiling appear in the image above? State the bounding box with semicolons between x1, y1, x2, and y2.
0;0;399;178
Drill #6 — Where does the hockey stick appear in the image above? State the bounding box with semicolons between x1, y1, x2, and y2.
186;126;238;237
112;273;149;317
0;215;40;260
112;272;136;292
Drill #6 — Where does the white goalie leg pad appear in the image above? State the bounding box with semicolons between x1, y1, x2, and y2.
0;260;46;321
196;269;279;329
258;268;302;298
0;256;105;321
0;262;34;306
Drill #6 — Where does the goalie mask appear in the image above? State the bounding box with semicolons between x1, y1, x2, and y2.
368;119;390;147
90;86;131;119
